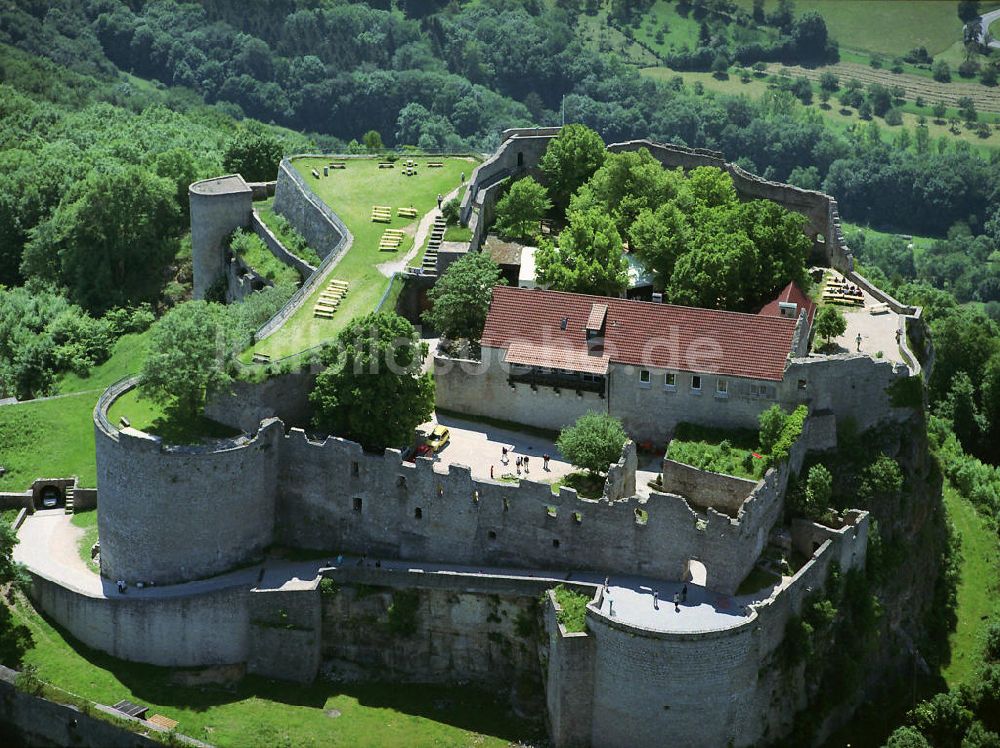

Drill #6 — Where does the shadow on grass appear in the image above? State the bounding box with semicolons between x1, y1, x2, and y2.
556;471;605;499
27;604;542;743
145;409;242;446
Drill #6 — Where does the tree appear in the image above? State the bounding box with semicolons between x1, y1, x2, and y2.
981;352;1000;437
362;130;383;152
758;404;788;454
933;59;952;83
21;165;179;314
423;253;507;342
493;177;551;242
941;372;984;451
556;412;627;477
814;305;847;348
958;1;982;23
909;691;973;748
139;301;236;418
791;11;829;63
933;101;948;121
535;208;628;296
819;71;840;92
804;464;833;517
539;124;606;208
222;121;283;182
884;727;932;748
310;312;434;451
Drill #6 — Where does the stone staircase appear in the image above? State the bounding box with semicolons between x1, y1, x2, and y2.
421;216;446;275
64;485;75;515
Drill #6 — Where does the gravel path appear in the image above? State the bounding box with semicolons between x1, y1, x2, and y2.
376;181;466;278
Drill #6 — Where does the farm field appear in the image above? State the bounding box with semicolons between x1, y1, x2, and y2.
247;156;473;361
640;67;1000;152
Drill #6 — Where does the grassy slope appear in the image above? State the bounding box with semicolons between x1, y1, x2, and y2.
733;0;967;57
941;481;1000;687
249;156;473;360
0;330;153;491
71;509;99;571
7;595;531;748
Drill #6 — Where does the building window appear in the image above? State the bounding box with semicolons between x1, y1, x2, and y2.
352;497;362;512
639;369;651;387
396;475;407;488
488;530;497;540
351;461;359;477
552;539;560;548
664;372;677;389
716;379;728;398
798;379;808;391
691;375;702;392
414;507;423;519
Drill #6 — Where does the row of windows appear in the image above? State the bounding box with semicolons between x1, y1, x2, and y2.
637;370;775;399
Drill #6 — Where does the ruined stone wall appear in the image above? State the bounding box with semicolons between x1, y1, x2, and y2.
660;458;757;515
781;354;913;433
541;589;597;748
273;427;783;595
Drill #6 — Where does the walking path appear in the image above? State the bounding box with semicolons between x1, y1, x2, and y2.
980;8;1000;50
0;388;103;408
376;182;465;277
15;510;780;634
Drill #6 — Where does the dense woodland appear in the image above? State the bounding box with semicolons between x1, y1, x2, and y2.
0;2;999;746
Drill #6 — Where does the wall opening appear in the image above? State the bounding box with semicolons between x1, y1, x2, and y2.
415;507;423;519
685;559;707;587
351;461;359;477
488;530;497;540
552;539;560;548
352;497;362;512
396;475;407;488
517;151;524;167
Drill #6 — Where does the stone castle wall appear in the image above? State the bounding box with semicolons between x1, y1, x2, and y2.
660;458;758;515
95;380;280;585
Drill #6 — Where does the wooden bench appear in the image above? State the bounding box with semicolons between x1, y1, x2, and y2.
148;714;179;731
330;161;346;169
328;280;349;288
426;162;444;168
311;169;321;179
397;207;418;218
252;353;271;364
378;162;395;169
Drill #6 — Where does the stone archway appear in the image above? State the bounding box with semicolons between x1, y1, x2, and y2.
685;559;707;587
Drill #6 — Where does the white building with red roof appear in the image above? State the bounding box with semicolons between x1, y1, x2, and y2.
436;285;815;443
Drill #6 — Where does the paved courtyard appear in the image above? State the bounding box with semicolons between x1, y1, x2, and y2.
822;273;906;365
421;412;578;485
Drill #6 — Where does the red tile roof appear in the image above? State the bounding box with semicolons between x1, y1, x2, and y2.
758;282;817;327
481;286;798;382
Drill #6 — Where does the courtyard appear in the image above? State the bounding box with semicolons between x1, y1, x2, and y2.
820;272;907;365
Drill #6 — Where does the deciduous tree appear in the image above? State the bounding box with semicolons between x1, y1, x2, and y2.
556;412;627;477
423;253;507;341
539;124;606;208
535;208;628;296
310;312;434;451
493;177;551;242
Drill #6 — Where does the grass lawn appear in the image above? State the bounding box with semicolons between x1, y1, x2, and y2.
106;387;241;445
233;230;301;286
0;393;98;490
5;595;534;748
248;156;475;360
941;480;1000;687
55;332;151;395
71;509;99;571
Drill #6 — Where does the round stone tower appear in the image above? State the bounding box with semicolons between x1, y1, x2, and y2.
189;174;253;299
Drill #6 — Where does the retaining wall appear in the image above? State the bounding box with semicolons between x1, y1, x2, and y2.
251;209;316;278
660;458;757;516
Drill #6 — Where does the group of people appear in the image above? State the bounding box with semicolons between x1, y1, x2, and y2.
489;447;552;479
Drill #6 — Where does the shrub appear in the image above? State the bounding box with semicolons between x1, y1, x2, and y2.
551;585;589;633
759;404;788;453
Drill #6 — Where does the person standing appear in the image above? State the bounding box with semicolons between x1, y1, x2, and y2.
673;592;680;612
490;465;494;479
437;193;443;210
543;454;550;470
524;456;530;473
